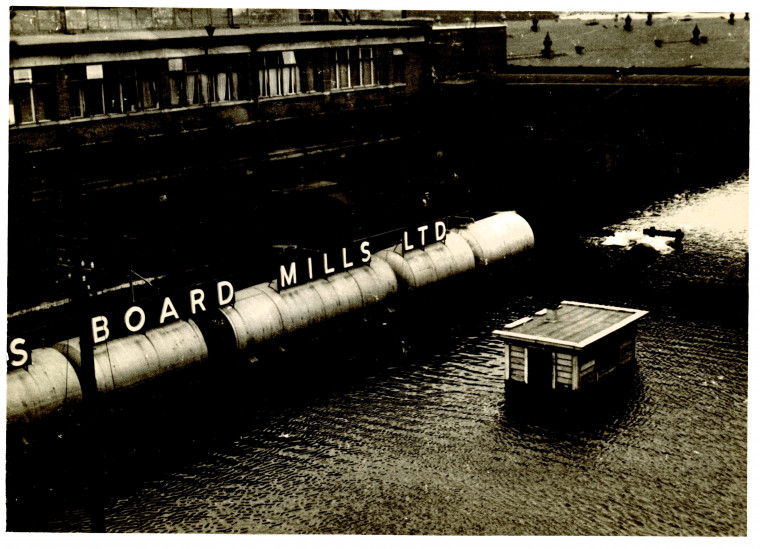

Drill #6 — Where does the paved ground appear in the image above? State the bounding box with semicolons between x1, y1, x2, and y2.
506;15;749;69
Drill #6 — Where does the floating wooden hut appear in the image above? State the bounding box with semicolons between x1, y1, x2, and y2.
493;301;647;392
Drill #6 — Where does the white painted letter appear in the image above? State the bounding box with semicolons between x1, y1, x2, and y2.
159;297;180;324
217;280;234;306
403;231;414;251
323;253;335;275
417;224;429;247
435;220;447;242
124;306;146;332
307;257;314;280
342;247;354;269
280;262;297;288
91;316;110;344
360;241;371;263
8;338;29;367
190;289;206;314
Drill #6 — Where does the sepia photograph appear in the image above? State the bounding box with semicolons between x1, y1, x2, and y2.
4;1;751;540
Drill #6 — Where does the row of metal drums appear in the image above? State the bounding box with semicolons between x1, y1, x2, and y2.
7;211;535;424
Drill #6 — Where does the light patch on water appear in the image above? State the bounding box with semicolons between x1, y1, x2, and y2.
601;230;678;254
605;173;749;246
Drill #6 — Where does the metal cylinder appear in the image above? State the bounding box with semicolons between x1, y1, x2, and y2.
453;211;534;265
221;285;286;349
144;319;208;374
375;247;438;288
347;260;398;305
7;347;83;424
375;234;475;289
325;270;365;312
54;319;208;393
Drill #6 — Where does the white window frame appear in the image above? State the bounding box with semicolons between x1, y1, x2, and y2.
259;51;299;98
335;47;377;90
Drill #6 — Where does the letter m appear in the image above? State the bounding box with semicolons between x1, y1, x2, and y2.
279;262;297;290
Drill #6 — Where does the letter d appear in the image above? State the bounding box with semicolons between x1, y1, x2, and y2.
217;280;234;306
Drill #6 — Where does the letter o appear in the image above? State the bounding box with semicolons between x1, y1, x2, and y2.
124;306;146;333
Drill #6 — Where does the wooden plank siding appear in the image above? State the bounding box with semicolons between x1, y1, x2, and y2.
580;359;596;384
509;345;526;383
572;354;579;390
554;352;574;389
620;338;634;365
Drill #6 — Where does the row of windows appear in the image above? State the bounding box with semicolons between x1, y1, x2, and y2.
9;47;406;126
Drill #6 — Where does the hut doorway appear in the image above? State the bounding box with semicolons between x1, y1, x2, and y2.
528;348;553;388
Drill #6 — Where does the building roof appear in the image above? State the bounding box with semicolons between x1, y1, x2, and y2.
10;23;425;48
493;301;648;350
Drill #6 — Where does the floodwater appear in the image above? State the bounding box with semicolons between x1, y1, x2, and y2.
6;173;748;535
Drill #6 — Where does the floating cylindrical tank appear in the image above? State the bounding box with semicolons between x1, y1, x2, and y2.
452;211;534;266
375;246;438;288
274;283;328;332
325;270;365;312
221;257;398;350
7;347;83;424
145;319;208;373
374;232;476;289
223;285;286;349
366;256;399;300
54;319;208;393
348;260;399;305
10;212;535;423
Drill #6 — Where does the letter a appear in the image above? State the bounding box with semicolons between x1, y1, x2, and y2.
159;297;180;324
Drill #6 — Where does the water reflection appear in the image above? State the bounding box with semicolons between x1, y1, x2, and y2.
6;173;748;535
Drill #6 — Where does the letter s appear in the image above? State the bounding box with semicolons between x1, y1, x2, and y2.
8;338;29;368
360;241;371;263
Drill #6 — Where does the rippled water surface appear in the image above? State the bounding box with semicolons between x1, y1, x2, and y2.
7;174;748;535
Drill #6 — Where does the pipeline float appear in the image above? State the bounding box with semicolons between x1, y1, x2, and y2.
7;211;534;424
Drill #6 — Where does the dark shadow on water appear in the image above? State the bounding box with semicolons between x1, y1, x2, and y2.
499;364;646;441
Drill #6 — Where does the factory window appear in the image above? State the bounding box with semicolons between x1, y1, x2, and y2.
169;56;242;107
334;47;380;89
9;67;57;124
259;51;299;97
392;47;406;84
103;62;161;114
69;62;160;118
68;65;105;118
258;51;322;98
298;9;329;23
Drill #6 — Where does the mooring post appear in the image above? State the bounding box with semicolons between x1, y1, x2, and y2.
531;17;538;33
75;259;106;533
729;13;735;25
541;32;553;58
691;24;701;45
624;15;632;32
646;13;653;26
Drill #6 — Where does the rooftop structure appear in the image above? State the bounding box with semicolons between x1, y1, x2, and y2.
494;301;648;391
